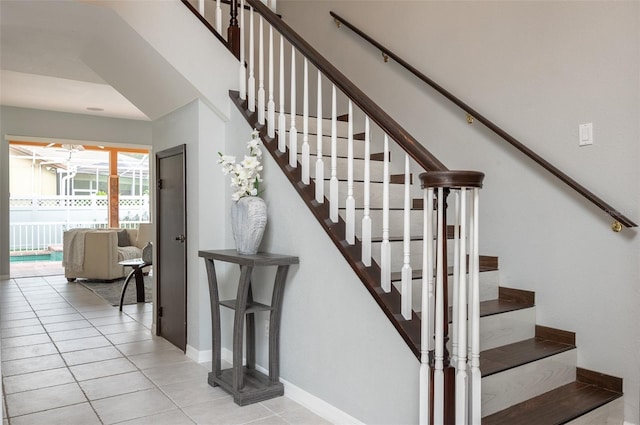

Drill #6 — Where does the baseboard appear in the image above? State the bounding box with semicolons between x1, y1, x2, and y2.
0;274;9;280
186;346;363;425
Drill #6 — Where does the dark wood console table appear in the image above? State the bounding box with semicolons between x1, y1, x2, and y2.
198;249;299;406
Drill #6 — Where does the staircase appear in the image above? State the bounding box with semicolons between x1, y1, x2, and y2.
231;91;623;424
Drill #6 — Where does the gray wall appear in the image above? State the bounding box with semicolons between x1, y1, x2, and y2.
0;106;152;278
278;1;640;423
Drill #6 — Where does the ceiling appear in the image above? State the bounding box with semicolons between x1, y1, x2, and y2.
0;0;199;121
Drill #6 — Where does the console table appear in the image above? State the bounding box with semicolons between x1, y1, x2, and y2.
198;249;299;406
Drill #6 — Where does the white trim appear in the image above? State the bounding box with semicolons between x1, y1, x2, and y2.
186;345;363;425
0;275;8;280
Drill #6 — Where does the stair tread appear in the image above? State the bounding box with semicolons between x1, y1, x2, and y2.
482;381;622;425
481;337;576;377
390;261;499;281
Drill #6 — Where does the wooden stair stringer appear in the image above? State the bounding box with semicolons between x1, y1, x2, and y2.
231;90;422;358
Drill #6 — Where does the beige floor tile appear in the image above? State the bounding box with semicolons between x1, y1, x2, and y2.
160;378;230;407
260;396;304;415
0;311;36;322
0;318;40;329
80;308;124;319
48;326;101;342
1;342;58;361
142;361;209;387
54;335;111;353
2;367;75;394
278;407;332;425
70;357;137;381
5;382;86;417
183;396;273;425
105;330;153;345
116;338;179;356
34;307;78;317
0;324;46;338
1;354;65;377
245;416;290;425
116;409;196;425
88;315;135;327
61;345;123;366
9;402;101;425
79;371;154;400
43;319;92;333
96;321;147;335
128;349;191;370
38;313;85;324
0;333;51;348
91;388;177;424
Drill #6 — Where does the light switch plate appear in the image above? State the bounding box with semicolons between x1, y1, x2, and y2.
579;123;593;146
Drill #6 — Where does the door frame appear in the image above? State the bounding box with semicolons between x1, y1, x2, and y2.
155;144;187;350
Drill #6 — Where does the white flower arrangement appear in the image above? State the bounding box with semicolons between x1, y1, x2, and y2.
218;130;264;201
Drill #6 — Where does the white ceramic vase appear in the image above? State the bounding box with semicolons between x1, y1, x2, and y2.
231;196;267;255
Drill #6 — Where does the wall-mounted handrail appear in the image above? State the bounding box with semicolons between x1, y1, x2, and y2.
248;0;447;173
330;11;637;229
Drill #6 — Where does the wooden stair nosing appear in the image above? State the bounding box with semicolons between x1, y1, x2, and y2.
231;91;423;357
481;381;623;425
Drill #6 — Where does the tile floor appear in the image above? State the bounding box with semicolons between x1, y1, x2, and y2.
1;275;331;425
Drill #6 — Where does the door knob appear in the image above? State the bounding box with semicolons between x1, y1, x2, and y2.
175;234;186;242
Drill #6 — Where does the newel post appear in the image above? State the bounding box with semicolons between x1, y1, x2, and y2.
228;0;241;59
420;170;484;425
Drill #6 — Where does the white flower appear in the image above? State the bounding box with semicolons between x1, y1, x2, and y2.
218;130;264;200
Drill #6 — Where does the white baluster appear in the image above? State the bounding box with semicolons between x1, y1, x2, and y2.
345;101;355;245
329;85;339;223
257;16;265;124
381;135;391;293
289;47;297;168
198;0;204;15
239;0;246;100
433;187;444;425
215;0;221;33
470;188;482;425
267;26;275;138
247;7;255;112
419;187;434;425
401;153;412;320
301;59;310;185
455;188;468;425
451;192;460;370
361;117;371;266
315;70;324;203
277;34;286;152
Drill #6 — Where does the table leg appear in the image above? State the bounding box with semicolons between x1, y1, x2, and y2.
233;265;253;391
119;268;137;311
204;259;222;386
268;265;290;383
134;266;145;303
246;284;255;371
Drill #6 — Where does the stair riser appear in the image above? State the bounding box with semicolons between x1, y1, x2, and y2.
373;239;459;270
300;155;385;182
443;307;535;354
477;307;536;351
295;135;366;158
565;396;624;425
283;115;354;138
393;270;499;311
323;181;409;209
351;209;425;239
481;349;577;417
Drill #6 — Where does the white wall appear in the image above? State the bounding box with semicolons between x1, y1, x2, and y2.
278;1;640;423
0;106;152;278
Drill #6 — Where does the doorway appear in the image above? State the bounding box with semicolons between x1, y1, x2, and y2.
155;145;187;351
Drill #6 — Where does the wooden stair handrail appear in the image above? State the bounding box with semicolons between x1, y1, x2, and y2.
330;11;637;229
246;0;447;174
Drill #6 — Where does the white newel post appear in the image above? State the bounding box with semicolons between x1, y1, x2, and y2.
470;188;481;424
455;188;468;425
